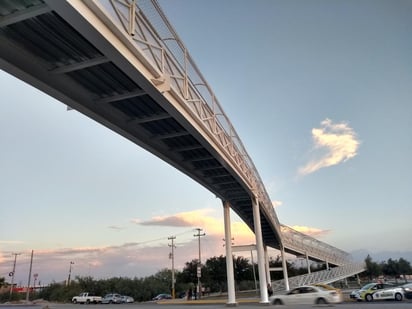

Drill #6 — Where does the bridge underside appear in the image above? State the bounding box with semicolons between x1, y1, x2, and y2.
0;0;280;248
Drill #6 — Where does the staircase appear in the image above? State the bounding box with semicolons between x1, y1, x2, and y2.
271;262;366;292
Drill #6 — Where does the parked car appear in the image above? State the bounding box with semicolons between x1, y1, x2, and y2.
269;285;342;305
402;283;412;299
101;293;123;304
152;293;172;301
120;295;134;303
72;292;102;304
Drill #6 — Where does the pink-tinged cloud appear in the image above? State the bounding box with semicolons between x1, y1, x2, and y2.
298;118;360;176
136;208;218;229
291;225;331;237
134;208;256;243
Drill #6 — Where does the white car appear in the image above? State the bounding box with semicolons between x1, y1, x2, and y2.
269;285;343;305
371;286;405;301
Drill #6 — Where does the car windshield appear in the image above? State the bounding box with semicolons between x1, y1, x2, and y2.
360;283;376;290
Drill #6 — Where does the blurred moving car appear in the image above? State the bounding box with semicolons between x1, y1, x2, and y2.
314;283;342;294
269;285;343;305
120;295;134;303
152;293;172;301
101;293;123;304
402;283;412;299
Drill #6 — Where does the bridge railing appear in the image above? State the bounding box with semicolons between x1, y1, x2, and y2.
91;0;280;226
280;225;351;266
85;1;356;264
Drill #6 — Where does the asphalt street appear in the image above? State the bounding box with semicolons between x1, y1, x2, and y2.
1;300;412;309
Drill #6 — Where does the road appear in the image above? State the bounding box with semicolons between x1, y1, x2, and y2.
2;300;412;309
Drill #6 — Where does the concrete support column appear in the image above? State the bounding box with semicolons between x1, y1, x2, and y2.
252;196;269;304
326;260;329;270
264;246;271;285
306;252;311;274
280;245;290;291
223;201;237;306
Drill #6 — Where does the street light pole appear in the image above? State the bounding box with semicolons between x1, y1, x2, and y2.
67;261;74;286
168;236;176;299
193;228;205;299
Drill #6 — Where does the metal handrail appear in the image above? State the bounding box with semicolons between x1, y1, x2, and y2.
271;262;366;292
89;0;350;265
97;0;280;229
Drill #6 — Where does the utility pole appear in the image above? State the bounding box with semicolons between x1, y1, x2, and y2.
25;250;34;303
193;228;205;299
168;236;176;299
67;261;74;286
9;253;21;300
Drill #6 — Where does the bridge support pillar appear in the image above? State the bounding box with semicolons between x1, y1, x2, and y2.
280;245;290;291
223;201;237;306
252;196;269;304
264;246;271;285
306;252;311;274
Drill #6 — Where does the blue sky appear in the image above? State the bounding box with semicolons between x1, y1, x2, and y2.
1;0;411;285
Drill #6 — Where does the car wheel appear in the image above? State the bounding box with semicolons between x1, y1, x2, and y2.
73;300;77;304
365;294;373;302
86;299;90;304
273;299;282;305
316;298;327;304
395;293;403;301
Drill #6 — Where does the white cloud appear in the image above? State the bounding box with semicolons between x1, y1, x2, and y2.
272;200;282;208
298;118;360;175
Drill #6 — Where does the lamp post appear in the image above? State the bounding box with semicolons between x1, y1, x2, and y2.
67;261;74;286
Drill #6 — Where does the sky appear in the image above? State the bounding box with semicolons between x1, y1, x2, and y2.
1;0;412;286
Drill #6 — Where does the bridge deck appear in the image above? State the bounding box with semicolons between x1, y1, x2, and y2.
0;0;351;267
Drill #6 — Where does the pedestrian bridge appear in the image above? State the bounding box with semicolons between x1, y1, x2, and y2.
0;0;364;303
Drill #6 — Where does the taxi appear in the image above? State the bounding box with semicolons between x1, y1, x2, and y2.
355;282;395;302
372;286;405;301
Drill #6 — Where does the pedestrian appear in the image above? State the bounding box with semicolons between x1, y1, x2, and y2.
267;283;273;297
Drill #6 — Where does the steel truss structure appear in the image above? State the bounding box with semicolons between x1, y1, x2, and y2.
0;0;364;285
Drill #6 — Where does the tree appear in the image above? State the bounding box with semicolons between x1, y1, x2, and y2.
382;258;400;282
204;255;227;292
234;256;253;283
398;258;412;283
364;255;381;280
178;259;199;285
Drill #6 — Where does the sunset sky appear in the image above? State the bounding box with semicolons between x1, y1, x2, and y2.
1;0;411;286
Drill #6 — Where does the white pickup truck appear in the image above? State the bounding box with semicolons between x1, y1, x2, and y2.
72;292;102;304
